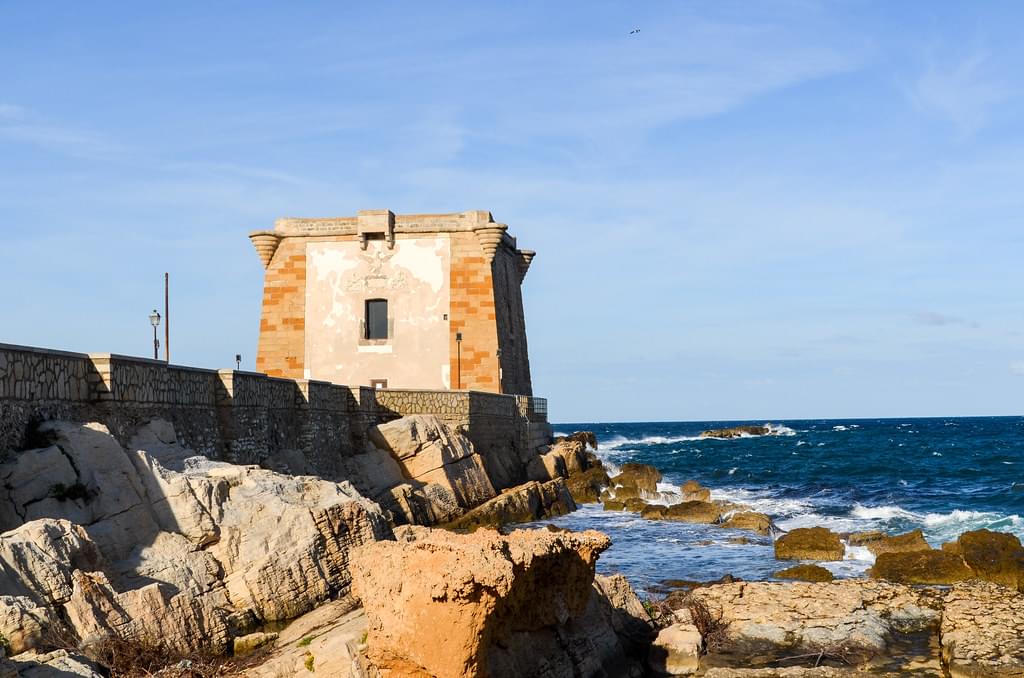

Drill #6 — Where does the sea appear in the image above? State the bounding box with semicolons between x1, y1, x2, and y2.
538;417;1024;594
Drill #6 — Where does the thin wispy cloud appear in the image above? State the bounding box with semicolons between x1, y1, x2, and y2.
0;105;124;159
912;50;1016;134
913;312;979;328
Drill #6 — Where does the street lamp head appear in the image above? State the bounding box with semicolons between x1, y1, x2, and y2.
149;310;161;327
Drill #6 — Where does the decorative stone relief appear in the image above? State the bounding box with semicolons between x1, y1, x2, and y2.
344;247;408;292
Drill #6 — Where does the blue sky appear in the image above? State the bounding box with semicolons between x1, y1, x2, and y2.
1;2;1022;422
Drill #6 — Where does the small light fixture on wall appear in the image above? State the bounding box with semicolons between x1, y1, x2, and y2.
456;332;463;390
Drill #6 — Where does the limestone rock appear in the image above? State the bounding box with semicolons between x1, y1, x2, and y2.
940;581;1024;676
773;564;834;582
8;649;104;677
351;526;645;678
774;528;844;561
557;431;598;450
956;528;1024;591
243;600;366;678
704;669;899;677
0;420;392;657
700;425;769;439
368;415;497;509
443;478;575;531
680;480;712;503
720;511;773;535
611;463;663;495
642;501;723;524
566;465;611;504
649;623;702;676
693;581;940;657
547;436;589;475
0;596;58;655
869;550;973;585
848;529;930;556
526;448;568;482
233;631;278;656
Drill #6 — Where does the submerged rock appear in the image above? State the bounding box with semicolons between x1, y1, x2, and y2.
773;564;834;582
774;527;844;561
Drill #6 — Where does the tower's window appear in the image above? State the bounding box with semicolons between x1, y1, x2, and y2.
365;299;388;340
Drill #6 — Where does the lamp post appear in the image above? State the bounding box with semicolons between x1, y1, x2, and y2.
456;332;462;389
235;354;242;370
149;310;161;360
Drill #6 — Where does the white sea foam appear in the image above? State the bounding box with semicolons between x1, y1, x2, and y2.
728;467;738;475
843;544;876;564
713;487;814;517
601;459;622;477
833;425;849;431
920;510;1024;542
765;423;798;436
602;434;704;450
851;504;921;522
776;513;866;533
600;423;797;453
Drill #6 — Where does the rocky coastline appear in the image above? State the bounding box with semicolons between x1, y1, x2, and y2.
0;418;1022;677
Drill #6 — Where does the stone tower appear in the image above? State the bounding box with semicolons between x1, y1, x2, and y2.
249;210;536;395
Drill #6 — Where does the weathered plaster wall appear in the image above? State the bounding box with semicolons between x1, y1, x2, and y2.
0;343;550;493
305;236;451;389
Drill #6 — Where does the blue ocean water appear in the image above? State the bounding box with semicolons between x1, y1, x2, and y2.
539;417;1024;593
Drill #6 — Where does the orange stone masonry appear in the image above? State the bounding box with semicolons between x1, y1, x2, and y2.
449;232;500;391
250;210;535;395
255;238;307;378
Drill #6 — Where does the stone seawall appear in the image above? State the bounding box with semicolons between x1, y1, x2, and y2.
0;342;551;487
